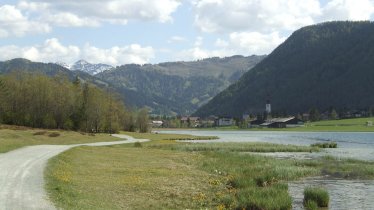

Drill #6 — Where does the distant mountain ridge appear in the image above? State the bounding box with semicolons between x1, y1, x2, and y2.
0;55;265;115
96;55;265;115
195;21;374;117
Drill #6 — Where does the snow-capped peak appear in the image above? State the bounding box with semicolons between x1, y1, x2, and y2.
55;62;71;69
70;60;113;75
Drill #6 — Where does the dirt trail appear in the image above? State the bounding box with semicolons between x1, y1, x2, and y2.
0;134;149;210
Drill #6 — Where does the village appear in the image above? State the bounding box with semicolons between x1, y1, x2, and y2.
151;100;374;129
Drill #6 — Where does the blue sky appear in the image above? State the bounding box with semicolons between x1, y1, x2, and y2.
0;0;373;66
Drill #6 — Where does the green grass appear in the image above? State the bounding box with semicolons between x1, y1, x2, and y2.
316;156;374;179
304;187;329;207
0;125;119;153
121;131;218;141
149;142;319;153
304;200;319;210
45;132;374;209
46;146;216;210
311;142;337;148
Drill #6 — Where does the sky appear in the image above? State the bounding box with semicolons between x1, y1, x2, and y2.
0;0;374;66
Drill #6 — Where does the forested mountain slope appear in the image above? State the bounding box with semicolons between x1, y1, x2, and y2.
195;21;374;117
96;55;264;115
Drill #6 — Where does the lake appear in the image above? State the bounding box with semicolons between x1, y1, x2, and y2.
159;130;374;161
159;129;374;209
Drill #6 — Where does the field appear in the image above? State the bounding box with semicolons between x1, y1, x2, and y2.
0;125;119;153
45;132;374;209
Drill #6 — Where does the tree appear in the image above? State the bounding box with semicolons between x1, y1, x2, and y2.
136;108;149;133
329;109;338;120
309;108;320;122
0;73;129;133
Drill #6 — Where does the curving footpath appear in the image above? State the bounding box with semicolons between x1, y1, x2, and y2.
0;134;149;210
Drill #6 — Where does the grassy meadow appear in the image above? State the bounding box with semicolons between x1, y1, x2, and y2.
45;132;374;210
0;125;119;153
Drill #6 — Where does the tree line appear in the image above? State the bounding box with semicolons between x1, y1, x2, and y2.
0;72;149;133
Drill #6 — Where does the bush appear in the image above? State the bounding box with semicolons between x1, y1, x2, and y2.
304;187;329;207
134;142;142;148
33;131;47;136
48;132;61;137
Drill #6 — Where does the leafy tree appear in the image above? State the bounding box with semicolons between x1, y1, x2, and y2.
0;73;131;133
136;108;150;133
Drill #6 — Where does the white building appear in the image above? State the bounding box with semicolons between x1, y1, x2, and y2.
215;117;235;126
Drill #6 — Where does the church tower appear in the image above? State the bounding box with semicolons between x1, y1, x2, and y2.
265;99;271;114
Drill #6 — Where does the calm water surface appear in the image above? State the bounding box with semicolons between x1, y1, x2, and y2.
159;130;374;161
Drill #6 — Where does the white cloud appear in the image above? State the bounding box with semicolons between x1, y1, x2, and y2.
0;0;181;37
228;32;286;55
17;0;181;28
193;0;322;33
175;37;233;60
168;36;188;43
0;38;155;66
175;32;285;61
0;5;50;38
321;0;374;21
47;13;100;27
192;0;374;33
83;44;155;65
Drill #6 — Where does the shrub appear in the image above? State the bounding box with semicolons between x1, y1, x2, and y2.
48;132;61;137
134;142;142;148
304;187;329;207
33;131;47;136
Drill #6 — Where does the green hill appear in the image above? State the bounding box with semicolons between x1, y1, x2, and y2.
195;21;374;117
96;55;264;115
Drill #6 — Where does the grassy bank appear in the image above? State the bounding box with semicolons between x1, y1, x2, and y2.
0;125;119;153
149;142;319;153
45;132;374;209
121;131;218;141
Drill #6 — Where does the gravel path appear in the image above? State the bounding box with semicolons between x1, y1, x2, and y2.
0;134;149;210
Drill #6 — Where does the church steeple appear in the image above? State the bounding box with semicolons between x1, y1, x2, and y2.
265;98;271;114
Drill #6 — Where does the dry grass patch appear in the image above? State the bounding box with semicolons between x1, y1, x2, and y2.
46;146;217;210
0;127;119;153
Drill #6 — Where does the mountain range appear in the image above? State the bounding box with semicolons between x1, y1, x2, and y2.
56;60;114;75
96;55;264;115
195;21;374;117
0;55;264;115
4;21;372;118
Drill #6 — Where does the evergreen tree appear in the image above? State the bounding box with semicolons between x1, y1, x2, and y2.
309;108;320;122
